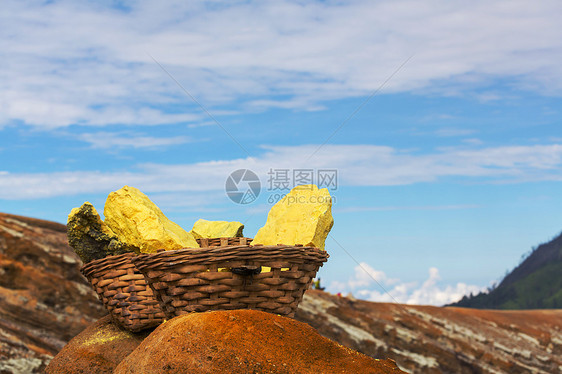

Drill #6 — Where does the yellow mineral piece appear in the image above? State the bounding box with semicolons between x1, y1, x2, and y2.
252;184;333;250
190;219;244;239
104;186;199;253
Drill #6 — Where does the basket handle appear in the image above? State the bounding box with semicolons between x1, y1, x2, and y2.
231;266;262;276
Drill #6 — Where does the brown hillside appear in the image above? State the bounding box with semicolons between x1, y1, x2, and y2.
0;212;106;373
295;290;562;373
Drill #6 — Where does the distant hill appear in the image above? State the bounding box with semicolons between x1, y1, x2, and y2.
450;231;562;309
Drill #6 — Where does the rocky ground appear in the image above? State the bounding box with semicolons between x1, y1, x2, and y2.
1;212;561;373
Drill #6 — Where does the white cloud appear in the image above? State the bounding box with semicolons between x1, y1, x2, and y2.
1;142;562;199
79;132;193;149
330;263;485;306
147;191;229;212
462;138;484;146
346;262;400;289
1;1;562;128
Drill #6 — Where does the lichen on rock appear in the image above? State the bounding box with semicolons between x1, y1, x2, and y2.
104;186;199;253
67;202;140;263
190;219;244;239
252;184;334;250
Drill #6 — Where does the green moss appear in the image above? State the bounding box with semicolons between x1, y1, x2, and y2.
67;202;140;263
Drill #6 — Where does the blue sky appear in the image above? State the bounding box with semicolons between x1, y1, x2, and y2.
2;0;562;305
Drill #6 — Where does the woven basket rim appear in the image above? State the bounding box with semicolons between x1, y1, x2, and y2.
195;236;253;240
196;237;253;247
80;252;137;278
133;244;328;271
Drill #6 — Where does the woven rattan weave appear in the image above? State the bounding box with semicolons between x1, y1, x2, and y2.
133;244;328;318
196;237;253;248
80;252;165;332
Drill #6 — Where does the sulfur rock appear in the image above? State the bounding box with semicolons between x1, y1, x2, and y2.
190;219;244;239
252;184;333;250
67;202;140;264
104;186;199;253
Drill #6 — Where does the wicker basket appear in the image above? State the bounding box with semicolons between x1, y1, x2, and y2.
132;244;329;318
196;237;253;247
80;252;166;332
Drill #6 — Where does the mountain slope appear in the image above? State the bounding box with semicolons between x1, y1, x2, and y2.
0;212;106;373
296;290;562;374
451;231;562;309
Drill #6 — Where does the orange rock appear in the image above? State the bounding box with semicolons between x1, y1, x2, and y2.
114;309;404;374
45;315;152;374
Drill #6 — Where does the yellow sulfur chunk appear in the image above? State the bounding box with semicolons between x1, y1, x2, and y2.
259;267;289;273
104;186;199;253
252;185;333;250
190;219;244;239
